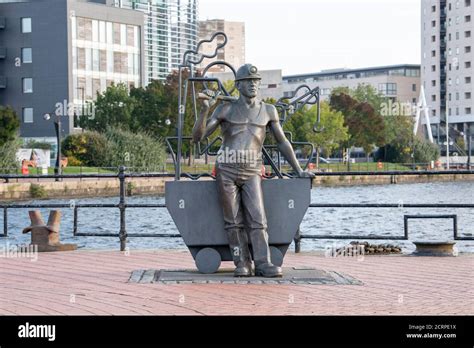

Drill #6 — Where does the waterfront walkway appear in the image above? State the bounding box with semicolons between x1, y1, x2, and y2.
0;250;472;315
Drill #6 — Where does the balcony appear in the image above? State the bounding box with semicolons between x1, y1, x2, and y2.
0;47;5;59
0;77;6;89
0;17;5;30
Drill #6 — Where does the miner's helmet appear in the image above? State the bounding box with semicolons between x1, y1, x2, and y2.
235;64;261;81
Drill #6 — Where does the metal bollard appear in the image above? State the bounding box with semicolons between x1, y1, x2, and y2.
22;210;77;252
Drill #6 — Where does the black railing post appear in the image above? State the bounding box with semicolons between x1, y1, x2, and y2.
118;166;127;251
3;207;7;237
294;227;301;253
453;215;458;239
73;206;78;236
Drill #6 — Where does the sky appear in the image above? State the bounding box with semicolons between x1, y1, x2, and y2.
198;0;421;76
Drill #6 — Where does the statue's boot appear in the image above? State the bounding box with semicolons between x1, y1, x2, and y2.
249;228;283;278
227;228;252;277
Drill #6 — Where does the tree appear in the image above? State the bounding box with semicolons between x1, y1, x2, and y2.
79;83;137;132
281;102;348;166
130;80;174;138
329;92;385;155
0;106;20;146
305;102;349;163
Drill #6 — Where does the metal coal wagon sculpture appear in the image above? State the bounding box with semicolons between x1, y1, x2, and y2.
165;32;321;276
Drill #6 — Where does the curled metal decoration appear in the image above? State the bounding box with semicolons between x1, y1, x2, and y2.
276;85;321;127
182;31;228;67
201;60;237;96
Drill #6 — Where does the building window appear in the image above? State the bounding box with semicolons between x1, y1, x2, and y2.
465;46;471;53
466;15;471;23
466;76;472;83
431;50;436;57
431;65;436;72
412;84;417;91
21;18;31;33
466;61;472;69
432;5;436;11
466;0;471;6
431;95;436;102
432;20;436;27
466;108;472;115
432;80;436;87
378;83;397;96
413;98;417;103
431;35;436;42
21;48;32;63
466;31;472;38
456;92;460;100
22;78;33;93
22;108;33;123
466;92;472;99
431;110;436;117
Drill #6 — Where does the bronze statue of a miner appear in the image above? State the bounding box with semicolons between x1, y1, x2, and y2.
193;64;314;277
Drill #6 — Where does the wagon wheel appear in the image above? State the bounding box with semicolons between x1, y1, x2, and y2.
195;247;221;274
270;246;284;267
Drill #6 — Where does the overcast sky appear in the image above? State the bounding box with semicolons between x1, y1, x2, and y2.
199;0;421;76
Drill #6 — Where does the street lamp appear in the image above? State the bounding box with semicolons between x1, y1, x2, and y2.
43;112;62;181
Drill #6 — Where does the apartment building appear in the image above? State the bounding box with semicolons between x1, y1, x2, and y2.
0;0;145;143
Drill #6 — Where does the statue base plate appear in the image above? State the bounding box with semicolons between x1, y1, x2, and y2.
128;267;362;285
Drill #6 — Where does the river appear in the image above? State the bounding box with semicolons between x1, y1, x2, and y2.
1;181;473;253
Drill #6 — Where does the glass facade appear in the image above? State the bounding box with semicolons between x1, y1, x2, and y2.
71;16;141;108
115;0;198;83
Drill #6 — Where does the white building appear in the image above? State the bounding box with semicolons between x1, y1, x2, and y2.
421;0;473;151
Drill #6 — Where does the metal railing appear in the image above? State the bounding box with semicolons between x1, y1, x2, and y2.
1;167;474;252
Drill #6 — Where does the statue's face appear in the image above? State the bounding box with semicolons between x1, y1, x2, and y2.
236;79;261;98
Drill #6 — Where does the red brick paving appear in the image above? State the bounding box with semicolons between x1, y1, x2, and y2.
0;250;472;315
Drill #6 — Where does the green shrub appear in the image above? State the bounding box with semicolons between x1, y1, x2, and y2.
30;184;47;199
380;138;440;164
62;131;108;167
413;138;440;163
0;138;21;173
0;106;20;146
104;128;166;171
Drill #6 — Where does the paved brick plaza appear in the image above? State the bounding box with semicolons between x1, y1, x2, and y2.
0;250;472;315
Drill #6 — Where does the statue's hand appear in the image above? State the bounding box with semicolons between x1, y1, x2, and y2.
297;170;315;179
199;90;219;109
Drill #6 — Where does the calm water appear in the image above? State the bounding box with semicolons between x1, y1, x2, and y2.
1;181;473;253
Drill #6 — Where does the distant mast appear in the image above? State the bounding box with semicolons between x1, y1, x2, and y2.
413;85;434;143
